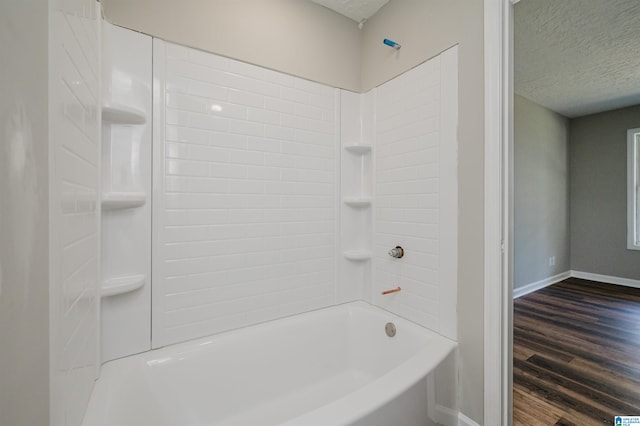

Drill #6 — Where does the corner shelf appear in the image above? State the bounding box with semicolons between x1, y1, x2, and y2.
343;196;372;208
344;144;372;154
102;274;145;297
102;104;146;125
102;192;146;210
343;250;372;261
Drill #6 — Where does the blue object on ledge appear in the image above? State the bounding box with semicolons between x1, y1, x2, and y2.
383;38;401;50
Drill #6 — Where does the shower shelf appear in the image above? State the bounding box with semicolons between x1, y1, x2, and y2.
343;197;372;208
102;274;145;297
102;192;147;210
343;144;372;154
343;250;372;261
102;104;146;125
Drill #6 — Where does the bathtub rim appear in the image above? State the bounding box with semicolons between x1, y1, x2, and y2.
102;300;451;364
280;319;457;426
84;300;457;426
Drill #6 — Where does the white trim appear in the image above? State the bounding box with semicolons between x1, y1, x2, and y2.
628;128;640;250
484;0;512;424
439;46;459;341
483;0;503;420
432;405;458;426
513;271;571;299
570;270;640;289
428;373;460;426
96;1;103;374
334;88;342;305
514;270;640;297
459;412;482;426
369;88;377;305
151;38;167;348
428;403;471;426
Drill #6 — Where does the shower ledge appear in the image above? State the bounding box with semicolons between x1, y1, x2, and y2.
344;144;372;154
102;192;146;210
343;250;372;261
102;103;146;125
343;196;372;208
102;274;145;297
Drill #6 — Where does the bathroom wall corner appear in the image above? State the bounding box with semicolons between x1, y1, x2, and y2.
338;89;374;303
100;21;153;363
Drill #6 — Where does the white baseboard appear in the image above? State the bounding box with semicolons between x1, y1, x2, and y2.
458;412;481;426
430;404;457;426
428;406;479;426
570;270;640;289
513;271;640;299
513;271;571;299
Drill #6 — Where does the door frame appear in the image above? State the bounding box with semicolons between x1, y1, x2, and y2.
484;0;515;424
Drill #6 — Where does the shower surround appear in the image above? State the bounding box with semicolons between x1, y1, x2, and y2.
90;22;459;425
147;38;458;348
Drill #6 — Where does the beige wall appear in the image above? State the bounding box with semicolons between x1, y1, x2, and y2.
101;0;362;92
362;1;485;422
0;1;50;425
100;0;486;422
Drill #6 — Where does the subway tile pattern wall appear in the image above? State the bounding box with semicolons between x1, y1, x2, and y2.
49;0;101;425
373;48;458;340
153;41;338;347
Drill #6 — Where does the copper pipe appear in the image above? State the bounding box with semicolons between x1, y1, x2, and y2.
381;286;401;295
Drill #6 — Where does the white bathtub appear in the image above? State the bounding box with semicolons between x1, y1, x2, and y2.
82;302;457;426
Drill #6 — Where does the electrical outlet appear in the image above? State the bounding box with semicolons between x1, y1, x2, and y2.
549;256;555;266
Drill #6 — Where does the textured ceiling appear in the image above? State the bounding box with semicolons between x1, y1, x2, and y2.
515;0;640;118
311;0;389;23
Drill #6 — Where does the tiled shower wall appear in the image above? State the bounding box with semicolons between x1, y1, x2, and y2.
373;47;458;340
152;41;339;347
49;0;101;425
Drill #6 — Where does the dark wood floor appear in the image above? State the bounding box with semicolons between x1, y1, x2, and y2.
513;277;640;425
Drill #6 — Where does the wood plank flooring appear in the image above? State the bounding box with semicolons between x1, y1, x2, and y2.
513;277;640;425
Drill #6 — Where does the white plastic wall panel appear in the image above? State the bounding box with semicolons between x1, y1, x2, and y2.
49;1;101;424
100;23;152;362
153;41;339;347
373;47;458;340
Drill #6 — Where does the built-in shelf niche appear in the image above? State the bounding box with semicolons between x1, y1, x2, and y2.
102;274;146;297
101;102;148;208
342;142;372;201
